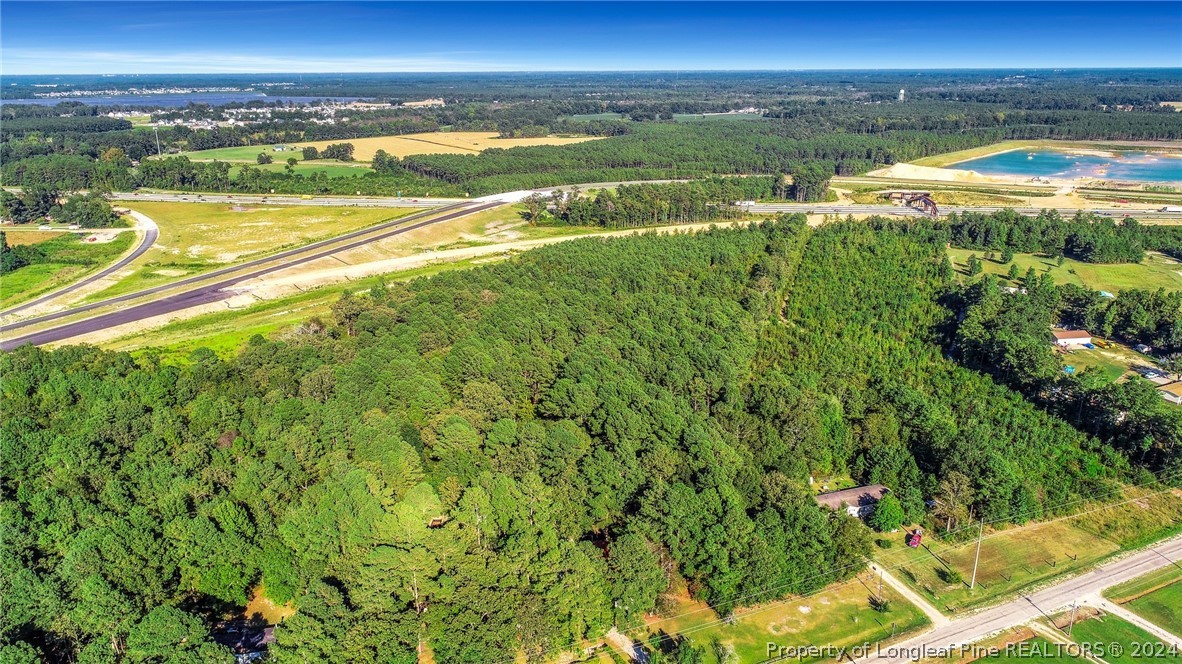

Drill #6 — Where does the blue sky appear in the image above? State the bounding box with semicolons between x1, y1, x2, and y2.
2;1;1180;74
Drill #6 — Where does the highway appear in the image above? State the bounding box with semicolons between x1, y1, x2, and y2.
2;195;1178;351
108;191;466;208
856;535;1182;663
0;202;497;350
1;214;159;317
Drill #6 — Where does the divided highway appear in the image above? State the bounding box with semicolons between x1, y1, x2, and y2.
0;202;497;350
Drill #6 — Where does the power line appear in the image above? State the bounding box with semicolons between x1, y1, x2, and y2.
481;470;1181;664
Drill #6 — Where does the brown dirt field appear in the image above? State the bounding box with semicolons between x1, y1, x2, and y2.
294;131;603;161
2;230;68;246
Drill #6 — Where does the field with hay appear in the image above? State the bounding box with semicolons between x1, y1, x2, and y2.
178;131;604;163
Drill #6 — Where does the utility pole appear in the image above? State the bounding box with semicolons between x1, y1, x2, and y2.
1067;602;1078;637
970;518;984;589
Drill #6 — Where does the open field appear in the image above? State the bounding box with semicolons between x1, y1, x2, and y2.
947;248;1182;293
2;230;69;246
0;233;136;310
89;202;419;299
874;485;1182;614
646;573;928;663
107;259;488;363
1105;566;1182;604
178;131;604;162
1126;581;1182;637
228;161;373;178
1064;613;1170;664
1058;344;1150;384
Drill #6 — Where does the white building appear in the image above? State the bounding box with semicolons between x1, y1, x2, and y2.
1052;329;1092;347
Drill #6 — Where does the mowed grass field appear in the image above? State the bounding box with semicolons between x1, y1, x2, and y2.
0;232;136;309
875;486;1182;614
1065;613;1170;664
88;202;420;300
947;248;1182;293
1107;566;1182;638
648;574;928;663
178;131;603;162
1126;581;1182;637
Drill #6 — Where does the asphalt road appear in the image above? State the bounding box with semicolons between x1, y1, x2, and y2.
743;203;1178;218
1;221;159;317
0;202;495;349
856;535;1182;663
109;191;466;208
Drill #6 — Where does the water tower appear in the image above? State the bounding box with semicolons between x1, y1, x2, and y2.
898;89;906;102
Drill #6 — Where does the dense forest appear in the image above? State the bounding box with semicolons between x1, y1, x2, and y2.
5;216;1176;662
948;210;1182;263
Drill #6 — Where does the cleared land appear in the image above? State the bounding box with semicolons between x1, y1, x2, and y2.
106;259;486;362
179;131;603;162
1126;581;1182;637
91;202;419;299
911;141;1078;168
1064;613;1170;664
648;573;928;663
1107;567;1182;638
0;232;136;310
874;486;1182;614
947;249;1182;294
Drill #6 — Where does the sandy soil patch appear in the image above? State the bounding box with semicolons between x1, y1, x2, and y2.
82;232;120;244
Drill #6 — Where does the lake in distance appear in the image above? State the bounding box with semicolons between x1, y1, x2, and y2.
952;149;1182;183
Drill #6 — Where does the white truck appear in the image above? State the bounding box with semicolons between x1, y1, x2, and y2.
1159;206;1182;213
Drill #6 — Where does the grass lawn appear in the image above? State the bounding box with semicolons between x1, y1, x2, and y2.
227;161;371;178
89;202;421;300
875;486;1182;615
1057;344;1149;384
1105;566;1182;604
1065;613;1170;664
177;131;604;163
1127;581;1182;637
647;574;928;664
0;232;136;309
948;248;1182;294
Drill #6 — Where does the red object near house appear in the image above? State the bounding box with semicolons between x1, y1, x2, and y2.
907;531;923;548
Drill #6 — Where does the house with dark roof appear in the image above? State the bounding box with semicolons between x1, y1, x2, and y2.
814;484;889;518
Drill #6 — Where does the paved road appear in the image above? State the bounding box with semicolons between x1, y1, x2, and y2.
857;536;1182;663
109;191;466;208
742;203;1179;218
0;202;496;349
1;213;159;317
